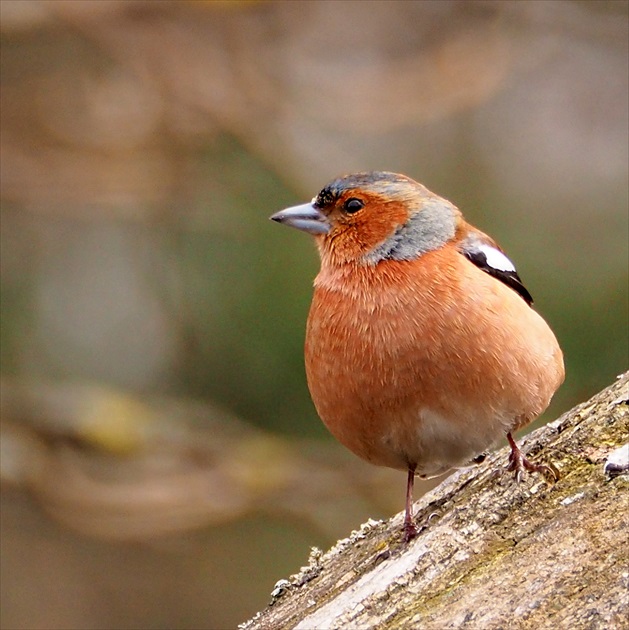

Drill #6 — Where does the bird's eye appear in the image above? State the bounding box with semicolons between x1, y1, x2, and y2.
344;198;364;213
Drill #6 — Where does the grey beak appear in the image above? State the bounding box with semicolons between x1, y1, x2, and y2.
270;203;330;235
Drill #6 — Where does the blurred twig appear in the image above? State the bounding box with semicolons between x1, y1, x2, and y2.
0;378;421;539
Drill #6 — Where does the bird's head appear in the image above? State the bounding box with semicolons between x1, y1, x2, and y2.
270;171;461;266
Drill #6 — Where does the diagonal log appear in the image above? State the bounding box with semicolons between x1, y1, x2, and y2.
241;372;629;630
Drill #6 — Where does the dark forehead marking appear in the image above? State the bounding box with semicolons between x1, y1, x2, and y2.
314;171;414;207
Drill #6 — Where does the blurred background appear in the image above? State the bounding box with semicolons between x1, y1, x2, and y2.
1;1;627;628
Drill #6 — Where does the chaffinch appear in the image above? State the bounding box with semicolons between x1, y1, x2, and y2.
270;171;564;541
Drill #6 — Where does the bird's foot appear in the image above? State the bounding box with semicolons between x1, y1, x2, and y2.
506;432;558;483
402;520;419;543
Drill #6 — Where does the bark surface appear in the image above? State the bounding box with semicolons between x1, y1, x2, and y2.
241;372;629;630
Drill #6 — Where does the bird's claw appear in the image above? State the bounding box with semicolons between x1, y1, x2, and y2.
507;436;558;482
402;520;418;543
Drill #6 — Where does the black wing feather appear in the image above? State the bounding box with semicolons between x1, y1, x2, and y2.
462;249;534;306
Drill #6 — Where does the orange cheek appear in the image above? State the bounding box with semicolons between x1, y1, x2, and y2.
322;202;410;263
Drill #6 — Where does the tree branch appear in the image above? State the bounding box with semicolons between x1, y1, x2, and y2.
241;372;629;630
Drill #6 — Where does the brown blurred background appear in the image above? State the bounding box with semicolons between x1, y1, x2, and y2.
1;1;627;629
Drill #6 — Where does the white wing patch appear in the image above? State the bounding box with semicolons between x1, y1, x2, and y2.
478;244;516;273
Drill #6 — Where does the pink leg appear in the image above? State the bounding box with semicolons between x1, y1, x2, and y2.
506;432;557;482
402;464;418;542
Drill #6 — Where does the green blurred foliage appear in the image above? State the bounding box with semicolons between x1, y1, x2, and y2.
162;136;324;436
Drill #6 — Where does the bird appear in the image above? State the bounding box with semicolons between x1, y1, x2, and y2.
270;171;564;542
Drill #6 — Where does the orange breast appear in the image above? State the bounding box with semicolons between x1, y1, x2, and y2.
304;245;564;475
